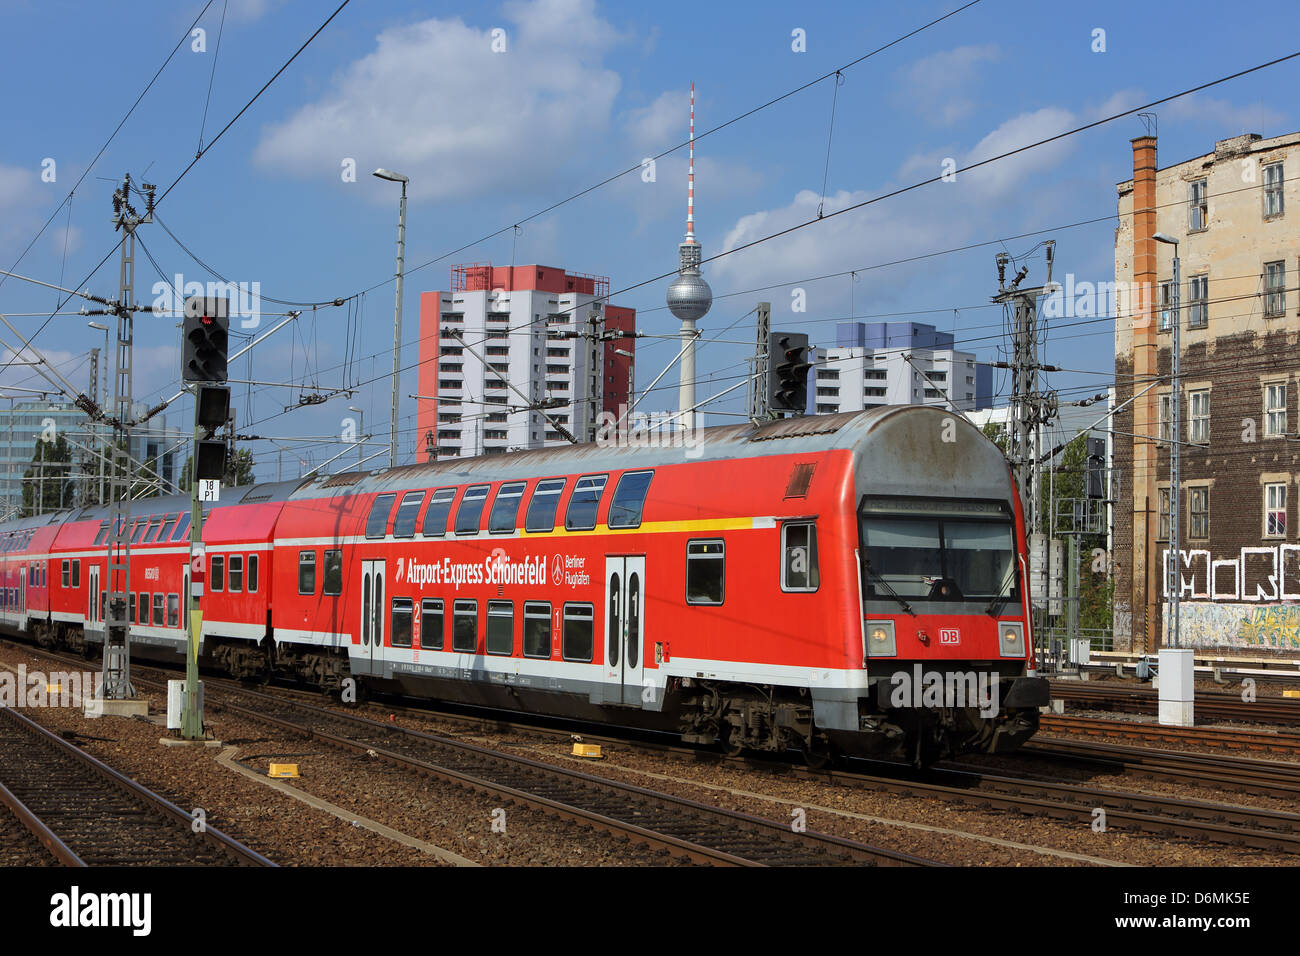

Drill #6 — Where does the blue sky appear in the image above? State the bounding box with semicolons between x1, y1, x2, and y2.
0;0;1295;480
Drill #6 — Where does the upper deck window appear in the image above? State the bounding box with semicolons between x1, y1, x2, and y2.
565;474;608;531
525;478;566;532
607;471;653;529
421;488;457;536
455;485;491;535
392;491;425;538
488;482;527;534
365;493;397;538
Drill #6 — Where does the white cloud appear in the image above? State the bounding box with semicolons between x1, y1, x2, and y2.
1165;94;1287;136
957;107;1076;200
897;44;1000;125
49;224;81;257
625;88;686;150
253;0;623;202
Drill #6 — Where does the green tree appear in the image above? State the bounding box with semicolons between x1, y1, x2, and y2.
22;433;75;515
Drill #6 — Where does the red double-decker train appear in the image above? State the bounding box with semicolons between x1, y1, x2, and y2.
0;406;1047;762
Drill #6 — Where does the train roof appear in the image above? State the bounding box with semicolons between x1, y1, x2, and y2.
287;406;1004;501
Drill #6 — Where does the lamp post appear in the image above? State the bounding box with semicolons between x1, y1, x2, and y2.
348;406;364;471
1153;231;1191;726
374;168;408;470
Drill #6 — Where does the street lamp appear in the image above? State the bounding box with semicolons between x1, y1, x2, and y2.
1153;231;1191;726
374;168;408;470
348;406;364;471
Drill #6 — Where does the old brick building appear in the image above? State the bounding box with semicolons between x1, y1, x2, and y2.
1113;131;1300;657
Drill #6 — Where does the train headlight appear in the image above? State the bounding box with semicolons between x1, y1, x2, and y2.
999;622;1025;658
865;620;896;659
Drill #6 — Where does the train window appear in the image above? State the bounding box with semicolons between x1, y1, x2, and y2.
488;482;527;534
247;554;259;593
211;556;225;592
131;521;148;545
608;471;653;529
561;603;594;662
525;478;566;532
144;517;164;543
137;592;147;624
366;493;398;539
72;560;80;588
170;513;192;542
391;598;414;649
392;491;425;538
420;598;444;650
523;601;551;658
607;573;620;667
61;561;69;588
565;474;608;531
99;592;106;621
487;601;514;655
158;514;178;541
422;488;457;537
686;540;725;605
129;592;136;622
627;571;640;668
452;599;478;652
167;594;180;628
323;549;343;596
781;522;820;592
298;551;316;594
94;522;110;545
152;593;165;626
455;484;491;535
228;555;244;593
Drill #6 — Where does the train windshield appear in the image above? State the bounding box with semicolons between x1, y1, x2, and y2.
860;499;1017;603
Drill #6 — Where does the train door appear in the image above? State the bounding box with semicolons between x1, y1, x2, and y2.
358;560;385;677
603;555;646;705
17;564;25;630
88;565;100;629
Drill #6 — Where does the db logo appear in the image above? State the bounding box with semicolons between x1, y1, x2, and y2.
938;628;960;645
550;554;563;584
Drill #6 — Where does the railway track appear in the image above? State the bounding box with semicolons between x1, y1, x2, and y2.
1051;680;1300;724
181;679;935;867
1040;714;1300;755
0;706;274;867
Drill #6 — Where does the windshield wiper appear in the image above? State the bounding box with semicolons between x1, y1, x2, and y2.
864;563;915;616
984;563;1019;616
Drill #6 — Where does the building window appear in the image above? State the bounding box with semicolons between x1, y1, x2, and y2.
323;549;343;596
1187;275;1208;329
1188;178;1208;232
1266;483;1287;537
420;598;444;650
1189;389;1209;444
298;551;316;594
1265;261;1286;317
686;539;725;605
1157;281;1172;331
561;603;594;662
781;522;819;592
523;601;551;659
1264;162;1284;218
391;598;414;649
1265;383;1287;437
1189;487;1209;539
1158;393;1172;444
1158;488;1171;541
487;601;514;656
452;599;477;652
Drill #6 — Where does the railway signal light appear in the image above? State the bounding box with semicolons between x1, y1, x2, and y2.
196;385;230;431
195;439;227;482
1085;436;1106;499
182;296;229;384
767;331;811;414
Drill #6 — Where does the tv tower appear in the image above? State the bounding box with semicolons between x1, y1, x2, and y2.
665;81;712;432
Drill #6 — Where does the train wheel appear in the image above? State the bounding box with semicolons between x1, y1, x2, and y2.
803;734;836;770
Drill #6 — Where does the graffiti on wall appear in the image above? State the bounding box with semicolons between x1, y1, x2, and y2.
1169;602;1300;650
1161;545;1300;602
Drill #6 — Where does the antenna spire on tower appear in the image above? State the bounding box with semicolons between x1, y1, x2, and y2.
686;81;696;243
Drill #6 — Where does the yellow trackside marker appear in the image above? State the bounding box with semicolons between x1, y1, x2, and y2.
572;743;603;759
268;764;300;778
1284;690;1300;699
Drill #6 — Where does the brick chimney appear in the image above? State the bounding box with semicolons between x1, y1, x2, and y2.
1130;134;1159;652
